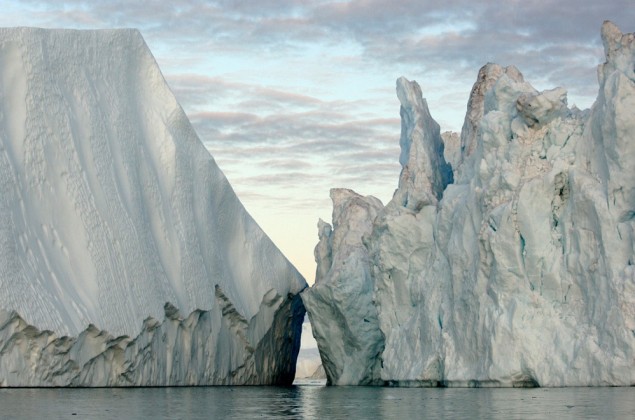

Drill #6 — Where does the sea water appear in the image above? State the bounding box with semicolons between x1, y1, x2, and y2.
0;384;633;419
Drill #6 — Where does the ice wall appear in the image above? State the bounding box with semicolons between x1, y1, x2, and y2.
302;21;635;387
0;28;306;386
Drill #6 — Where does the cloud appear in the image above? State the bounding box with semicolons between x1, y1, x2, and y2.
11;2;631;106
303;1;632;104
187;87;401;204
167;71;403;219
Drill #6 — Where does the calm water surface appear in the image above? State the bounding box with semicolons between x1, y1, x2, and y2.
0;384;633;419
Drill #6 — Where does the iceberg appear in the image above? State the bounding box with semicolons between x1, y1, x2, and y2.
302;21;635;387
0;28;306;386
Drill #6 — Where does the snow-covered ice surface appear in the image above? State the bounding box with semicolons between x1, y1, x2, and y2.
0;28;306;386
302;21;635;387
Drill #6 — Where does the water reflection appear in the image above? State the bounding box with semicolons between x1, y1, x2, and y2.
0;385;633;419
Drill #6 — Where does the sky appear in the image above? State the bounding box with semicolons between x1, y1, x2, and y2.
2;1;633;283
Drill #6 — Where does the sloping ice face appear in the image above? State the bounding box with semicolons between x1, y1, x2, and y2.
302;21;635;387
0;28;306;386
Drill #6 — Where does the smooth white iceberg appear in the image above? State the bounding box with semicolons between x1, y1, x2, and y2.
302;21;635;387
0;28;306;386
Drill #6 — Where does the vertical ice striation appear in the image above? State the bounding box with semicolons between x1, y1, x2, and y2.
0;28;306;386
303;21;635;387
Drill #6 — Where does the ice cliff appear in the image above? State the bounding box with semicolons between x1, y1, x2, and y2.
302;21;635;387
0;28;306;386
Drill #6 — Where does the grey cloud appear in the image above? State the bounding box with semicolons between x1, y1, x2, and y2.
183;80;402;206
189;100;402;213
16;1;634;52
168;74;326;114
15;1;629;103
305;1;632;107
260;159;313;171
190;111;260;126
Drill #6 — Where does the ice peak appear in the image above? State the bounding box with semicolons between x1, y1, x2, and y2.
393;77;453;210
599;20;635;84
457;64;526;175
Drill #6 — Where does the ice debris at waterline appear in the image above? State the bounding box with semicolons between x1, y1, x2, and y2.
302;21;635;387
0;28;306;386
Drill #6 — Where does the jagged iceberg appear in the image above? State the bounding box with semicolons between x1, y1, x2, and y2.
302;21;635;387
0;28;306;386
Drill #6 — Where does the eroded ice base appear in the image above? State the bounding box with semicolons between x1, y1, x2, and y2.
0;290;303;387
